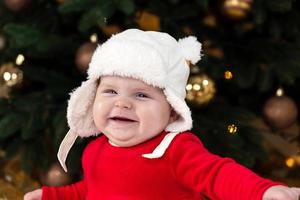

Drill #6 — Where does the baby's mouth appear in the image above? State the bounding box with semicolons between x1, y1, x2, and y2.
110;117;137;122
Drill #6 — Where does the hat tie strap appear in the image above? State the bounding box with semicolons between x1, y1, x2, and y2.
142;132;180;159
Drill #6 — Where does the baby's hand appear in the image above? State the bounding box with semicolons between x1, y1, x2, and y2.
24;189;42;200
263;185;300;200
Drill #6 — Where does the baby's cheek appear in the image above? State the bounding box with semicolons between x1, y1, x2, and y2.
92;104;104;126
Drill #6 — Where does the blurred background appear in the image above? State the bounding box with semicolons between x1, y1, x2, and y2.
0;0;300;198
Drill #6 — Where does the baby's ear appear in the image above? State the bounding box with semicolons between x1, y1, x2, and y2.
169;109;179;123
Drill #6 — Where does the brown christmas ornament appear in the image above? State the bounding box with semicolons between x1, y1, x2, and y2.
222;0;253;20
41;162;72;186
186;74;216;106
4;0;31;12
136;11;160;31
263;96;298;130
75;42;97;73
0;63;23;87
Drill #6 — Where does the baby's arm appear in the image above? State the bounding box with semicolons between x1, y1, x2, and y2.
23;180;86;200
263;186;300;200
169;133;285;200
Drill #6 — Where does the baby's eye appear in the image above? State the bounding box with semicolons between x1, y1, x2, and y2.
136;92;149;98
103;89;117;94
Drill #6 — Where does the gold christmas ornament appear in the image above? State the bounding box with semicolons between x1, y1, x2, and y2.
100;25;122;37
75;42;97;73
136;11;160;31
186;74;216;106
222;0;253;20
0;35;6;50
0;63;23;87
263;95;298;130
40;162;72;186
4;0;31;12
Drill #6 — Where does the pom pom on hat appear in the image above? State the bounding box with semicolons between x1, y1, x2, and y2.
178;36;202;64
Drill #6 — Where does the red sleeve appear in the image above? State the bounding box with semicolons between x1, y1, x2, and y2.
41;180;87;200
169;133;283;200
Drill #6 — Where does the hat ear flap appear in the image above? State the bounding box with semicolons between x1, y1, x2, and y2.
67;79;99;137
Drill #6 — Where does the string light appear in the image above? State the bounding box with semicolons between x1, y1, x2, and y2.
90;33;98;43
224;70;233;80
285;157;295;168
15;54;25;65
193;83;201;91
186;84;192;91
227;124;238;134
3;72;11;81
11;73;18;80
276;87;284;97
203;79;209;86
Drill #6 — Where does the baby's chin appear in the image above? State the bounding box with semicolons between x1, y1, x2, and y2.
107;137;144;147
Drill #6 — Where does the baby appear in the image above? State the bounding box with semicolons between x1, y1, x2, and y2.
24;29;300;200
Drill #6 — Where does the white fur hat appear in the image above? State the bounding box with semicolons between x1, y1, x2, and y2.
58;29;202;172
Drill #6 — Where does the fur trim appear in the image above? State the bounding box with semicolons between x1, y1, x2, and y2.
178;36;202;64
67;79;99;137
164;88;192;132
88;39;167;89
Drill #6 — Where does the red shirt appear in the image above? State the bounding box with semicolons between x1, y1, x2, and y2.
42;131;281;200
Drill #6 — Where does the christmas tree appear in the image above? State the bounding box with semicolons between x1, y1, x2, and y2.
0;0;300;196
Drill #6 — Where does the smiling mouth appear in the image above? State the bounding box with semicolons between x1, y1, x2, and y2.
110;117;137;122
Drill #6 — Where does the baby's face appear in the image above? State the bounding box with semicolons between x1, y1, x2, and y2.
93;76;174;147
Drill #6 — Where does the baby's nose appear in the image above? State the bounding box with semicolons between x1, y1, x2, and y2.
115;98;132;109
